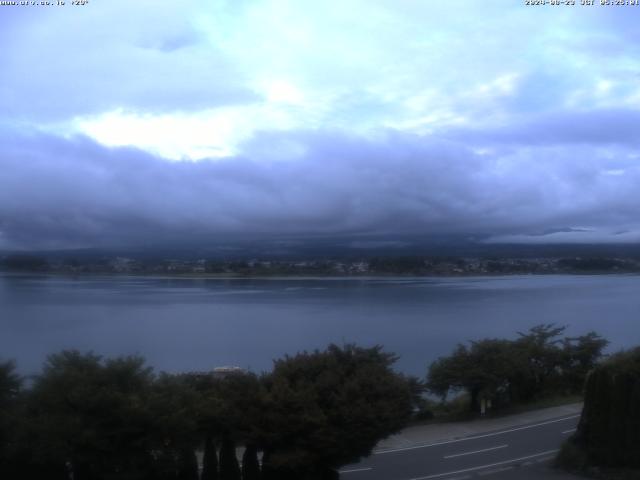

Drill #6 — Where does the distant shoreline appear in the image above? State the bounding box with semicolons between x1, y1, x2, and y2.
4;254;640;278
2;270;638;280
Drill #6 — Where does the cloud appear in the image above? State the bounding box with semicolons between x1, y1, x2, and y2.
442;108;640;148
0;1;256;122
486;229;640;245
2;126;640;250
5;0;639;138
2;1;640;250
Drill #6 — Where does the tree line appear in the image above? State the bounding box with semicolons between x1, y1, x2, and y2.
426;324;608;413
0;345;413;480
0;325;609;479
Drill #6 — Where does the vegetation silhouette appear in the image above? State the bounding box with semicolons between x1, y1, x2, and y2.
426;324;608;413
0;328;614;479
0;344;412;480
557;347;640;477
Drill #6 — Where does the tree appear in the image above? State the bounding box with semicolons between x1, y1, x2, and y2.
427;340;518;412
559;347;640;471
512;324;567;400
427;325;607;413
177;447;199;480
201;436;219;480
147;373;202;479
561;332;609;392
0;360;21;477
215;372;265;445
242;444;261;480
369;257;426;274
0;360;20;404
186;370;263;480
25;351;156;479
426;344;470;402
219;437;241;480
259;344;412;479
1;255;49;272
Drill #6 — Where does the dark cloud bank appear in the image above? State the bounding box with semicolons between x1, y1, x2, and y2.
2;116;640;252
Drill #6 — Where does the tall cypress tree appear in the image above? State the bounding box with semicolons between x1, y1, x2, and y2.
241;444;261;480
259;450;276;480
177;447;199;480
201;436;218;480
219;437;241;480
573;347;640;469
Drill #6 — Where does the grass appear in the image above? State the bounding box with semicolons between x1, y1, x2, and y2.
410;393;583;426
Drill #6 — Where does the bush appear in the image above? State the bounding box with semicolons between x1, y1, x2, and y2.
557;347;640;477
555;439;588;472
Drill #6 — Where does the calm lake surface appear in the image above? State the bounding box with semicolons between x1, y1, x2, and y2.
1;274;638;376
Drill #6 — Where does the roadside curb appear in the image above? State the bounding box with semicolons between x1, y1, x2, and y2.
374;403;583;454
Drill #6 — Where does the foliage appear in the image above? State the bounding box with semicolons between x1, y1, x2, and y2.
24;351;157;479
0;360;22;477
561;332;610;392
147;373;201;452
201;436;219;480
0;341;479;478
259;344;413;478
569;347;640;469
557;257;627;272
0;360;21;406
242;444;261;480
555;440;588;472
216;372;264;442
369;257;427;274
177;447;199;480
1;254;49;271
1;343;413;479
427;325;608;413
428;339;517;411
219;437;241;480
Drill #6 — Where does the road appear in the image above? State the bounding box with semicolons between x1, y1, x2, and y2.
339;414;581;480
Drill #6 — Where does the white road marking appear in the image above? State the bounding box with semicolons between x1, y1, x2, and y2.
409;449;559;480
339;467;373;474
444;444;508;459
535;456;554;463
561;428;576;434
375;415;579;455
477;466;514;476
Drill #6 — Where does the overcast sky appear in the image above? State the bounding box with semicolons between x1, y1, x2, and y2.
1;0;640;250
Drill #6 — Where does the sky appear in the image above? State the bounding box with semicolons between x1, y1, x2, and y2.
1;0;640;250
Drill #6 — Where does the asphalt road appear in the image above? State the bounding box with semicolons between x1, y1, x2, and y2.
339;414;581;480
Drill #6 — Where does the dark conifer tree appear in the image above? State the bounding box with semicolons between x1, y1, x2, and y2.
177;447;199;480
0;361;21;479
201;436;218;480
259;450;276;480
219;437;241;480
572;347;640;468
241;444;261;480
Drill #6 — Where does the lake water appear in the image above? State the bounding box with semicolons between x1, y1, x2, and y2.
1;274;638;376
